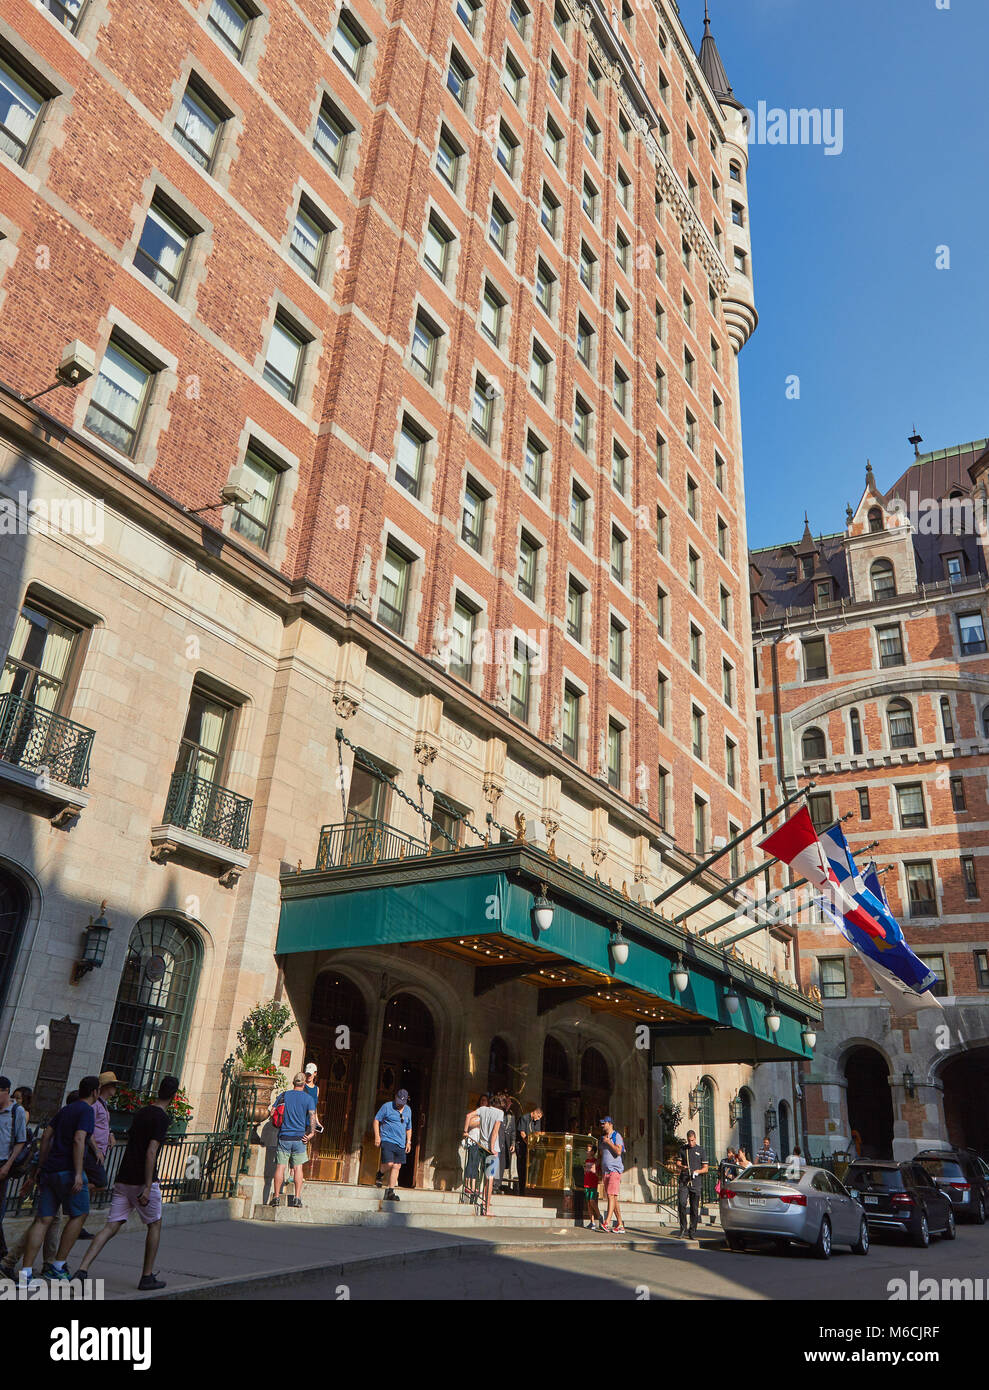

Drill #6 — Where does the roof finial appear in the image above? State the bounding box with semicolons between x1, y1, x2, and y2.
704;0;711;30
865;458;875;484
909;425;923;458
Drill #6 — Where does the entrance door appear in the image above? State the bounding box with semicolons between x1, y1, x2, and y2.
359;993;435;1188
579;1047;611;1135
542;1035;571;1132
844;1046;894;1158
304;973;367;1182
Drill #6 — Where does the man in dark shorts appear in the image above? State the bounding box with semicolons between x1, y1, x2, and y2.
676;1128;709;1239
270;1073;316;1209
373;1088;412;1201
74;1075;180;1290
18;1075;99;1283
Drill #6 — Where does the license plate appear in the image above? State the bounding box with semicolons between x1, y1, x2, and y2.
748;1197;766;1207
864;1196;878;1205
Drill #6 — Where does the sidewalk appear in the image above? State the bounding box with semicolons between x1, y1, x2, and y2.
0;1218;682;1300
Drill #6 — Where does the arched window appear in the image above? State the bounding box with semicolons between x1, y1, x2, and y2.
698;1077;716;1156
940;697;955;743
382;992;435;1049
0;867;29;1011
849;708;863;755
870;558;895;601
801;727;827;761
887;699;916;750
868;507;884;534
102;915;202;1093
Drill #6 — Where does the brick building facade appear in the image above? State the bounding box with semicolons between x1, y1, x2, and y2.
0;0;805;1191
752;439;989;1161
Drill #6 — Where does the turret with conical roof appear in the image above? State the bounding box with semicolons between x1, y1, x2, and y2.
698;2;740;107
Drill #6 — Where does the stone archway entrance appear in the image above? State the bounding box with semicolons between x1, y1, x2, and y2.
940;1047;989;1156
359;992;435;1188
845;1046;894;1158
304;972;368;1182
542;1035;572;1132
579;1047;611;1134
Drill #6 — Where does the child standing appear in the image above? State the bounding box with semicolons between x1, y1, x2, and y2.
582;1148;603;1230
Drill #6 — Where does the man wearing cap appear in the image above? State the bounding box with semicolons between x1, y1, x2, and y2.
270;1074;316;1209
373;1089;412;1201
302;1063;324;1139
599;1117;626;1234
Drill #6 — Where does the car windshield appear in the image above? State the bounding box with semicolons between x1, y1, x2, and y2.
917;1157;964;1180
849;1167;903;1191
737;1166;801;1184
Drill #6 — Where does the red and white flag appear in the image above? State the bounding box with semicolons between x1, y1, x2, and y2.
759;807;886;941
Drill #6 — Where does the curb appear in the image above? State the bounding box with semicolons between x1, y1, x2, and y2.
123;1229;677;1301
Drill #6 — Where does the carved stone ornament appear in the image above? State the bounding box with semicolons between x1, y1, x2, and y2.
333;692;360;719
354;546;373;609
590;841;607;866
414;735;438;766
150;840;179;864
218;865;243;888
514;810;527;843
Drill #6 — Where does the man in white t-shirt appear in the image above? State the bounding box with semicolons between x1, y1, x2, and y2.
465;1099;503;1216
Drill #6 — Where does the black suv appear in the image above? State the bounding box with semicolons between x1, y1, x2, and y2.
915;1149;989;1224
845;1159;955;1247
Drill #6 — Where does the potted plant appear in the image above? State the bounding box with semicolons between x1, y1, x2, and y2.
234;1000;293;1121
163;1086;194;1135
107;1083;144;1136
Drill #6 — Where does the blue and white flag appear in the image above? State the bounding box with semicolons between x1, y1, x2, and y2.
818;824;940;1013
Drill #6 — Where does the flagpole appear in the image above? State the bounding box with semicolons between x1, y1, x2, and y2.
652;781;813;906
673;856;780;925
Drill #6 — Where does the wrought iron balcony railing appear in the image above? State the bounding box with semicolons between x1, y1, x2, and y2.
316;813;430;870
0;692;94;789
163;770;251;852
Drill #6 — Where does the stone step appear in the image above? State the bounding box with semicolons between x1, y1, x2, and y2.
273;1188;548;1213
252;1205;568;1230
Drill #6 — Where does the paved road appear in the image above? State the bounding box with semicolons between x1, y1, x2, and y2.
217;1222;989;1301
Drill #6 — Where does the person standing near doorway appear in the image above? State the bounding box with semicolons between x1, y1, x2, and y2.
516;1104;542;1196
373;1088;412;1201
271;1074;316;1209
599;1117;625;1234
471;1095;503;1217
496;1093;516;1194
676;1128;708;1240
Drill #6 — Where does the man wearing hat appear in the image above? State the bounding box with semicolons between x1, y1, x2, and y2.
78;1071;118;1238
302;1063;324;1136
372;1089;412;1201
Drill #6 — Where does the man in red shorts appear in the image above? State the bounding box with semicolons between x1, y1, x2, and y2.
74;1075;179;1291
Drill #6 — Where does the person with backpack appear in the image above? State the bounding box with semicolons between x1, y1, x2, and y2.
599;1117;626;1234
0;1075;28;1261
269;1073;316;1208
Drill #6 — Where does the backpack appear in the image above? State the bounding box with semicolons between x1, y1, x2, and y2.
7;1106;38;1179
270;1094;286;1129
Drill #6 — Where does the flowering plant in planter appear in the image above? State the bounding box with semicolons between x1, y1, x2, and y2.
107;1083;143;1114
162;1087;194;1123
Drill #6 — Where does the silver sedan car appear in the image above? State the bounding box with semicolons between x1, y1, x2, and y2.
719;1164;870;1259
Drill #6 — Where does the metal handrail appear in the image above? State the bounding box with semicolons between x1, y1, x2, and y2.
163;770;252;851
0;692;94;788
315;814;431;870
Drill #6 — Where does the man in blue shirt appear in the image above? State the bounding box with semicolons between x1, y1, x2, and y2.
0;1075;28;1263
271;1073;316;1209
19;1075;99;1283
599;1116;626;1234
373;1089;412;1201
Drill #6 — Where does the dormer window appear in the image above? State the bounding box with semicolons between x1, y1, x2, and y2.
870;558;896;602
800;556;813;579
815;579;832;608
868;506;884;533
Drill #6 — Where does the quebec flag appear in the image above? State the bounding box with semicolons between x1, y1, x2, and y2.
819;824;940;1013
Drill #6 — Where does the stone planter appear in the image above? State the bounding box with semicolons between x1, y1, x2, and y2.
236;1070;277;1124
108;1110;136;1136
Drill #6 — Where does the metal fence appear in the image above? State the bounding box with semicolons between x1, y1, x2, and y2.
654;1168;719;1208
316;814;431;870
0;692;94;788
163;770;252;851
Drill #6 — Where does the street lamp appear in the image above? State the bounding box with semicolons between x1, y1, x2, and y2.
532;884;554;933
801;1021;817;1051
765;1006;781;1035
608;922;629;968
903;1067;915;1099
724;985;741;1015
671;956;689;994
72;901;112;983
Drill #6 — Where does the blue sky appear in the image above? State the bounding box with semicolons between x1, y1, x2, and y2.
684;0;989;549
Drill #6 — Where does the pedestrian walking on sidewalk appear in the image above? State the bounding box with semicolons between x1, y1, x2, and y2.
599;1118;625;1234
271;1074;317;1208
676;1129;708;1239
373;1088;412;1201
18;1076;99;1284
0;1076;28;1263
74;1075;180;1291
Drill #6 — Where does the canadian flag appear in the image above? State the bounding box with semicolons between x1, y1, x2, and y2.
759;807;886;941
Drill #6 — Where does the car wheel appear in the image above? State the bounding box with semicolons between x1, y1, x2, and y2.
725;1233;744;1252
912;1214;930;1248
943;1209;956;1241
813;1216;832;1260
974;1196;986;1226
852;1219;870;1256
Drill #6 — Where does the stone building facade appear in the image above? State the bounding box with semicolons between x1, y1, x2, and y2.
0;0;804;1192
751;439;989;1161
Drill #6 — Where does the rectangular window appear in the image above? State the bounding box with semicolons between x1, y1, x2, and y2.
802;637;828;681
656;507;667;556
655;433;667;476
447;50;472;108
518;531;538;600
584;111;599;157
962;855;978;900
544;116;563;165
756;716;763;760
461;481;486;551
725;738;737;789
693;794;707;852
685;409;698;453
858;787;871;820
410;311;440;384
733;247;747;274
905;861;937;917
174;80;225;171
613;363;628;415
450;598;476;682
378;544;411;635
536;260;555;315
566;578;584;642
134;196;193;298
720;586;731;630
540;185;560;238
290;200;329;282
688;548;699;594
436;125;462;189
657;766;669;830
230;445;279;549
950;775;966;812
496;121;519;177
332;12;367;77
919;955;948;999
480;282;503;344
1;601;79;715
471;375;493;441
617;166;631;209
683;348;695;388
715;453;725;491
456;0;480;34
510;640;532;721
509;0;529;37
574;395;591;450
314;99;352;175
655;366;666;409
877;624;905;669
607;720;622;789
530;343;551;402
548;54;566;98
686;476;698;519
581;173;598;222
562;684;580;758
395;418;426;497
570;481;587;543
820;957;847;1000
808;792;833;835
691;706;705;760
611;442;627;494
958;612;987;655
896;783;927;829
974;950;989;990
608;618;624;678
615;228;630;273
690;625;701;674
610;528;625;584
264;315;307;401
657;671;668;725
722;660;734;708
655;302;666;343
579;243;595;291
523;434;545;495
84;340;153;456
0;57;47;166
490;197;511;254
576;314;594;366
614;294;628;341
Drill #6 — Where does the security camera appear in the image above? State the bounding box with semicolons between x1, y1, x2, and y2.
55;340;96;387
220;466;254;506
